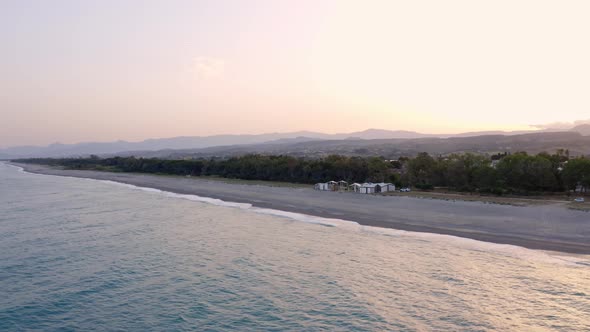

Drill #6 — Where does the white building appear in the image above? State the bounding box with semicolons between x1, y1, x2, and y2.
356;182;395;194
350;183;362;193
314;183;330;191
376;182;396;192
359;183;377;194
338;180;349;191
315;180;351;191
327;181;338;191
317;181;395;194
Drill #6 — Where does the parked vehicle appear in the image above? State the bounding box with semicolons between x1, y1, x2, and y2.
400;187;412;192
574;197;585;203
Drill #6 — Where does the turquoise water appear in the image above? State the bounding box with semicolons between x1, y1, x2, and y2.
1;163;589;331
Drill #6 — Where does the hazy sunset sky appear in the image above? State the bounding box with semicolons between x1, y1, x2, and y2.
2;0;590;147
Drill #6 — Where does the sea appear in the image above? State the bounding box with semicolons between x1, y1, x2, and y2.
1;162;589;331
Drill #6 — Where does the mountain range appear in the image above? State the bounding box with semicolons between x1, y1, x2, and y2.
106;131;588;160
2;126;589;159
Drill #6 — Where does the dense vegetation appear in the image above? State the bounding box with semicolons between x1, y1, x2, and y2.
14;151;590;195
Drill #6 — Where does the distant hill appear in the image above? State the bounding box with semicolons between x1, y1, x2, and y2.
107;131;590;159
0;129;435;158
451;130;540;137
3;127;588;159
571;124;590;136
332;129;435;140
0;132;327;159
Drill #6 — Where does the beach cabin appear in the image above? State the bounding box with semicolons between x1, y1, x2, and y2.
354;182;395;194
376;183;395;192
350;183;362;193
314;183;330;191
338;180;349;191
374;184;383;193
359;183;378;194
316;180;351;192
327;181;339;191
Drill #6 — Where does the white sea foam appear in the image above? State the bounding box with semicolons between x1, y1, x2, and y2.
7;162;590;266
98;179;350;226
162;191;252;209
250;207;361;229
3;162;26;173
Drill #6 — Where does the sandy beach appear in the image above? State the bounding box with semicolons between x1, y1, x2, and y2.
13;163;590;254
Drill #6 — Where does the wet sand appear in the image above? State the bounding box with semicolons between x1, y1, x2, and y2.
14;163;590;254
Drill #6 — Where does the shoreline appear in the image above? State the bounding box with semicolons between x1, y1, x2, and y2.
10;163;590;255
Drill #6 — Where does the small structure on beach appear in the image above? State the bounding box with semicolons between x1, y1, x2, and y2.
314;182;330;191
315;180;350;191
350;183;362;193
316;181;395;194
356;182;395;194
359;183;378;194
338;180;349;191
314;181;340;191
327;181;338;191
376;182;396;192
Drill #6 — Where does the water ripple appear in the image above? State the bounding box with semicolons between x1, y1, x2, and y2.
1;163;589;331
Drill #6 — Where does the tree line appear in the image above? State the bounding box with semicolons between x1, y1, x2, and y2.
403;152;589;194
14;151;590;195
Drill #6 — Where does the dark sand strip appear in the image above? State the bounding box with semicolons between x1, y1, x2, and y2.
13;163;590;254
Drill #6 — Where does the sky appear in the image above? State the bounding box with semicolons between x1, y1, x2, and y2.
1;0;590;147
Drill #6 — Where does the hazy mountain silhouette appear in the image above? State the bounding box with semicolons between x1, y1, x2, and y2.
570;124;590;136
123;131;589;160
1;126;587;159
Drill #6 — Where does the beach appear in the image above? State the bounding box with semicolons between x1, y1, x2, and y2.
14;163;590;254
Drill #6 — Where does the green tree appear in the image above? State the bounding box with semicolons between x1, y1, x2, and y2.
405;153;438;188
562;158;590;192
